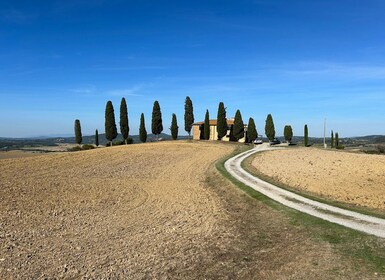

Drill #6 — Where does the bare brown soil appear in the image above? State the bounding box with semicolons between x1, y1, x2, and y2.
252;148;385;210
0;142;380;278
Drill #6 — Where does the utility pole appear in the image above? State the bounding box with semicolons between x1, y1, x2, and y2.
323;118;327;149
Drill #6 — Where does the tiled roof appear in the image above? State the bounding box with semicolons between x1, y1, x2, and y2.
193;119;246;126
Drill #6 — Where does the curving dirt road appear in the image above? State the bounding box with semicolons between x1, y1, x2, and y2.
225;144;385;238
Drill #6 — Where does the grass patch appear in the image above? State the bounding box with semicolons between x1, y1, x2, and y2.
216;147;385;274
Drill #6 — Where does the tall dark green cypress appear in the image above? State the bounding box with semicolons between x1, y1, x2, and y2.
247;117;257;143
95;129;99;147
120;97;129;144
233;110;245;141
265;114;276;141
139;113;147;143
335;132;339;148
105;100;118;146
170;113;178;140
304;124;309;147
216;102;227;140
74;119;82;145
331;130;334;148
184;96;194;139
284;125;293;143
204;109;210;140
151;100;163;140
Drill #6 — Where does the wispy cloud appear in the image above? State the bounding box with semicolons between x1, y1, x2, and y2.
0;9;37;24
106;85;144;97
70;85;96;95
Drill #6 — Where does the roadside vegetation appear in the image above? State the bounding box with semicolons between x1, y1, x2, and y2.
217;147;385;276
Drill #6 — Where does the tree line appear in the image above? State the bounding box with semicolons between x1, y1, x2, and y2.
73;96;341;148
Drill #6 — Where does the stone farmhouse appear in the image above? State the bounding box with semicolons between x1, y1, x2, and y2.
192;119;247;142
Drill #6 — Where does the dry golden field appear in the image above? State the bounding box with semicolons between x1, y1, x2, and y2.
1;141;383;279
252;148;385;210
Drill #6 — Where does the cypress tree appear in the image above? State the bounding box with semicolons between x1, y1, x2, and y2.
247;117;257;143
233;109;245;141
265;114;276;141
284;125;293;143
170;113;178;140
105;100;118;146
184;96;194;139
216;102;227;140
120;97;129;144
139;113;147;143
204;109;210;140
95;129;99;147
151;100;163;140
74;119;82;145
335;132;339;148
331;130;334;148
304;124;309;147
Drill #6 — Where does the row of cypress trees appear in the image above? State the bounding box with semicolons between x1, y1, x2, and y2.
74;96;196;146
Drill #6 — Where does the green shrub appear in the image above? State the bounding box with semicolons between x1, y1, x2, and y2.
127;137;133;144
67;146;83;152
336;145;345;150
82;144;95;150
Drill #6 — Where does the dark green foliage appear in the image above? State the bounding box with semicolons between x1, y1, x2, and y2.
265;114;276;141
304;124;309;147
284;125;293;143
139;113;147;143
331;130;334;148
82;144;95;150
247;118;257;143
74;119;82;145
233;110;245;141
184;96;194;138
120;97;129;144
204;109;210;140
170;113;178;140
216;102;227;140
376;145;385;154
151;100;163;140
335;132;339;148
114;138;133;145
95;129;99;147
105;101;118;146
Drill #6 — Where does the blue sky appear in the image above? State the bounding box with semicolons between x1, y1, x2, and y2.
1;0;385;138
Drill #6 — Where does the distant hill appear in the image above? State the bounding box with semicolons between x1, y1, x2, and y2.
0;133;189;150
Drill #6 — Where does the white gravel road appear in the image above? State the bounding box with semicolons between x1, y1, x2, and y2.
225;144;385;239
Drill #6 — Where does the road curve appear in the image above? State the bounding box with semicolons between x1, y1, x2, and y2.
225;144;385;238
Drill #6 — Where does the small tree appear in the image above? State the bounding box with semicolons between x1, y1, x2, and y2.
170;113;178;140
120;97;129;144
304;124;309;147
152;100;163;140
139;113;147;143
217;102;227;140
247;117;257;143
74;119;82;145
265;114;276;141
335;132;339;148
284;125;293;143
184;96;194;139
105;101;118;146
331;130;334;148
233;110;245;141
95;129;99;147
204;109;210;140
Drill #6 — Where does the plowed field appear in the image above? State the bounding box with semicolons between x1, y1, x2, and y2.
252;148;385;210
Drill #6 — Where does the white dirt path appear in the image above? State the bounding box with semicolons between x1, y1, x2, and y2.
225;144;385;239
